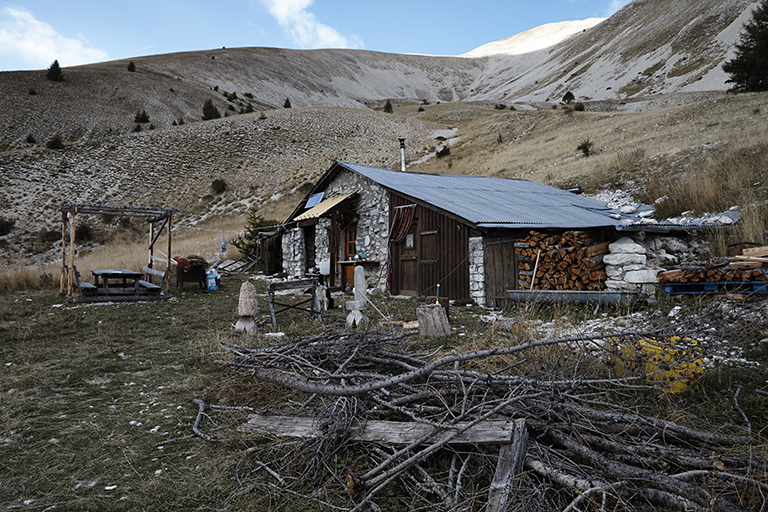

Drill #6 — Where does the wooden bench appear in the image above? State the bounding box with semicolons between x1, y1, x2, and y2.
73;266;97;297
141;266;168;294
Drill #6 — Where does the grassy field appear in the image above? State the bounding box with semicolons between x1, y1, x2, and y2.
2;263;768;511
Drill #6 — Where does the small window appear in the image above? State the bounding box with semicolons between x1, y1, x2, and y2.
405;233;414;248
305;192;324;209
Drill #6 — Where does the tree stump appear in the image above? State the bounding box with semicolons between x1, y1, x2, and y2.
416;303;450;338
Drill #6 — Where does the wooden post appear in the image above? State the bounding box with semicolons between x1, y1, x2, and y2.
148;220;155;277
487;419;528;512
60;213;67;295
530;249;541;291
67;211;76;297
166;212;172;295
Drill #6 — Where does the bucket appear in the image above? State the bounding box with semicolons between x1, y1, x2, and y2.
318;259;331;275
206;270;219;291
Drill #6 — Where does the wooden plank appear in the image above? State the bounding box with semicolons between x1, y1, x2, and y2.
735;255;768;263
267;278;318;291
657;269;684;281
730;261;762;270
487;419;528;512
743;246;768;258
242;414;519;444
585;241;610;258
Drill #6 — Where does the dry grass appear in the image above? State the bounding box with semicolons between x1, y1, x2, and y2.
0;218;244;294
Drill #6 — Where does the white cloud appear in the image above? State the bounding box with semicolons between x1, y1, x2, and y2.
259;0;362;49
0;6;108;69
605;0;632;16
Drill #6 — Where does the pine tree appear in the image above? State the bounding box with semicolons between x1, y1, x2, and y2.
202;98;221;120
46;60;63;81
283;97;292;108
383;100;393;113
723;0;768;92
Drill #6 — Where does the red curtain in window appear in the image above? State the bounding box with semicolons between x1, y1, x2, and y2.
386;204;416;292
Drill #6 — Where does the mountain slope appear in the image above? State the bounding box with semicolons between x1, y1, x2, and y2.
468;0;758;103
1;0;758;149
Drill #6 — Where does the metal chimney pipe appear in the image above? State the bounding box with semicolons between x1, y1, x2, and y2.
399;138;406;172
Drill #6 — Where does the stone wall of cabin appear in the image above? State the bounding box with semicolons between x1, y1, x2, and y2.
282;169;390;290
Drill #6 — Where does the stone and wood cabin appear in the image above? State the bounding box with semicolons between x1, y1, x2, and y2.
279;161;734;307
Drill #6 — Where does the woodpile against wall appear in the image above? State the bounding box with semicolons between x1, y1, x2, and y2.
515;230;609;291
658;246;768;285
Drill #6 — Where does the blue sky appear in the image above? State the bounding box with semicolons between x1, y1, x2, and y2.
0;0;632;72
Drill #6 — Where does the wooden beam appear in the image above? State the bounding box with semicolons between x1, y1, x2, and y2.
585;241;611;258
735;255;768;263
743;246;768;258
67;211;76;297
730;261;762;270
166;213;172;295
487;419;528;512
60;215;67;295
241;414;521;445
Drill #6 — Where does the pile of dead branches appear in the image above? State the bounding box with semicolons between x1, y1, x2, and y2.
212;311;767;511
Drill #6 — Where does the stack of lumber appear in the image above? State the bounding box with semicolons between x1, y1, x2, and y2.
658;246;768;283
515;230;609;291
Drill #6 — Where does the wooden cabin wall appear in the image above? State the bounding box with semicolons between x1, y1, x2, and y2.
390;193;470;300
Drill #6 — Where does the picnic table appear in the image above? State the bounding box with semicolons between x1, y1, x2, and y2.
91;269;144;295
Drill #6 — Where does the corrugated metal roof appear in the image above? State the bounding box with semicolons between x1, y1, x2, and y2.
338;162;620;229
293;192;355;221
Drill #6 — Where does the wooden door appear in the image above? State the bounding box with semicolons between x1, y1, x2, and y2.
398;221;418;295
483;238;518;307
342;223;357;288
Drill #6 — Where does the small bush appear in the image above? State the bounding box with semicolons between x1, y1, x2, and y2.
25;134;36;144
211;179;227;194
494;104;507;110
573;102;586;111
46;135;65;149
28;88;36;95
383;100;393;113
0;217;15;237
132;124;142;132
284;98;292;108
127;61;136;72
577;137;594;157
134;110;150;123
37;229;59;243
563;91;575;104
417;106;425;112
202;98;221;120
75;224;95;241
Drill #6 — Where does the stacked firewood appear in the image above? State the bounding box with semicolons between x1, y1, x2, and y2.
658;246;768;283
515;230;610;291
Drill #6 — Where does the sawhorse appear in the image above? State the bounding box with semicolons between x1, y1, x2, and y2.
266;277;322;327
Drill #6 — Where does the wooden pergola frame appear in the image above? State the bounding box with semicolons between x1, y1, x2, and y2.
59;203;179;298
